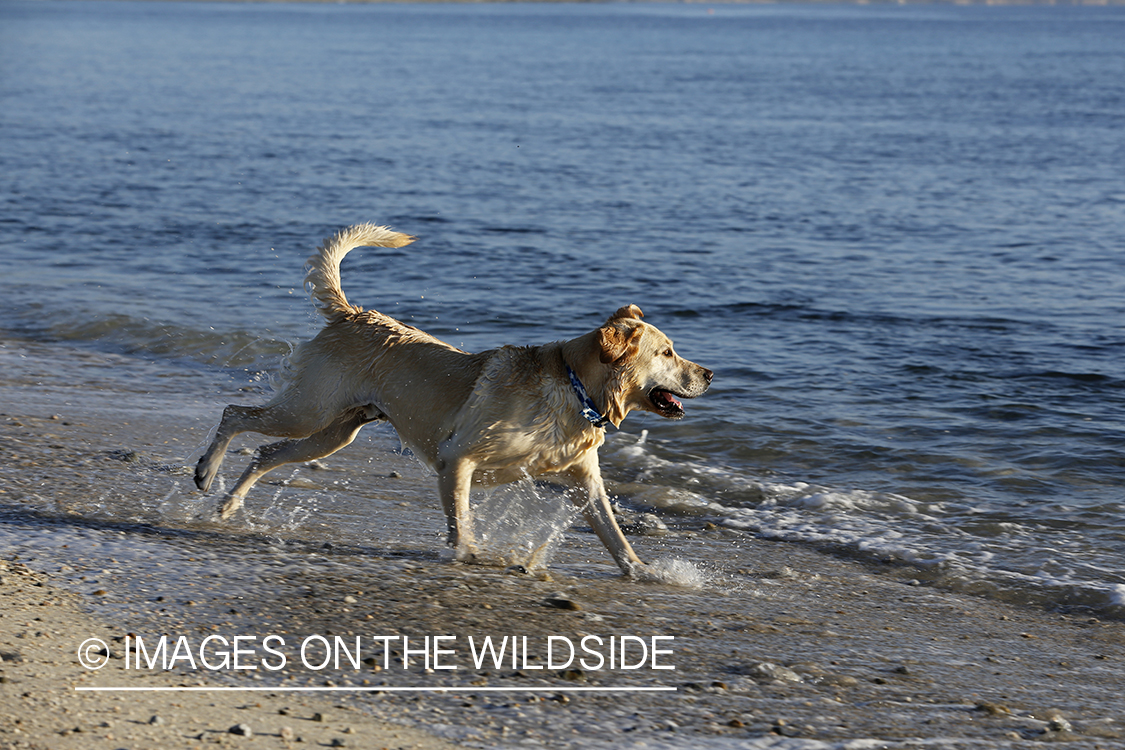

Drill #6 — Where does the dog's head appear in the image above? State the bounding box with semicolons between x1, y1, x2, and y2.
594;305;713;424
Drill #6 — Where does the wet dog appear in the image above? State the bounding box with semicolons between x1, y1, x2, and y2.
195;224;712;575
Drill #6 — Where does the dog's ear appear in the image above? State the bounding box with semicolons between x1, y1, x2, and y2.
606;304;644;323
598;320;643;364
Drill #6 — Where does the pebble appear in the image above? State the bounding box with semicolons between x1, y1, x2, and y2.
279;726;295;741
229;723;253;736
638;513;669;536
543;593;581;611
743;662;803;683
148;715;164;726
1045;712;1074;733
312;712;326;722
976;702;1011;716
812;673;858;688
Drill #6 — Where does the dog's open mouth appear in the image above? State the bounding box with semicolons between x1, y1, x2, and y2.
649;388;688;419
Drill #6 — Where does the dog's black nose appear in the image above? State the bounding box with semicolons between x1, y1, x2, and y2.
702;368;714;383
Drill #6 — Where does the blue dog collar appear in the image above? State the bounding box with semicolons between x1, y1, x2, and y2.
566;365;611;429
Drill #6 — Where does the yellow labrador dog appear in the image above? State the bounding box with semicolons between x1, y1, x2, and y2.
195;224;712;576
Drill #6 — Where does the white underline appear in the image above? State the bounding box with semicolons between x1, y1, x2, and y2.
75;685;677;693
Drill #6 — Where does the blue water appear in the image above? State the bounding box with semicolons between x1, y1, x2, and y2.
2;1;1124;616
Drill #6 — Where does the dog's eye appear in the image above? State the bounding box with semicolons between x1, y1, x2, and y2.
663;348;674;358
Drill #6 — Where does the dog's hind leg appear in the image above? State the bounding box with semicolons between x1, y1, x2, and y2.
195;404;264;494
195;397;339;495
216;407;379;520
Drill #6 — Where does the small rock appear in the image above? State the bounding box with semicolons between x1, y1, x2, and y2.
279;726;295;741
307;460;328;470
229;723;253;737
91;589;107;596
343;595;357;605
148;715;164;726
561;668;586;682
543;593;581;611
312;712;325;722
814;673;858;688
330;738;347;747
388;470;402;478
976;702;1011;717
1046;713;1074;733
639;513;668;535
743;662;803;683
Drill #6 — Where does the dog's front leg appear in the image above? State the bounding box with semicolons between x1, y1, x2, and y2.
565;459;645;577
437;456;478;562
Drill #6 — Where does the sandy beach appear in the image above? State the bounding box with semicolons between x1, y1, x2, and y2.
2;336;1124;750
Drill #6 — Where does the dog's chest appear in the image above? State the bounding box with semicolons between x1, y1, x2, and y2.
526;427;604;475
469;417;605;479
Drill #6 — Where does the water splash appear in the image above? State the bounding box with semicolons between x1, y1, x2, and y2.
636;557;710;589
470;480;579;570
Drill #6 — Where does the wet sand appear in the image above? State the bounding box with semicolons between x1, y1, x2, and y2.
2;337;1124;749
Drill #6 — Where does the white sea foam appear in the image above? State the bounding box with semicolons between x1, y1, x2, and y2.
598;429;1125;617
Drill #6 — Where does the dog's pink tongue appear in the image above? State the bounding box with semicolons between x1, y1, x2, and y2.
658;391;682;409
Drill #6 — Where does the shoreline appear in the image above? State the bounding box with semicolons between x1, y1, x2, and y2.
2;336;1125;749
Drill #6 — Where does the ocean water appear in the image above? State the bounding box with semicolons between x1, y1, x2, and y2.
2;1;1124;617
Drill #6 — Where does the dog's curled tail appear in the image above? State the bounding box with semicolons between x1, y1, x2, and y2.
304;223;416;323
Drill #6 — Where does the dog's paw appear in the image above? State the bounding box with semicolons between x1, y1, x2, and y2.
454;544;480;564
194;457;217;493
216;495;242;521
